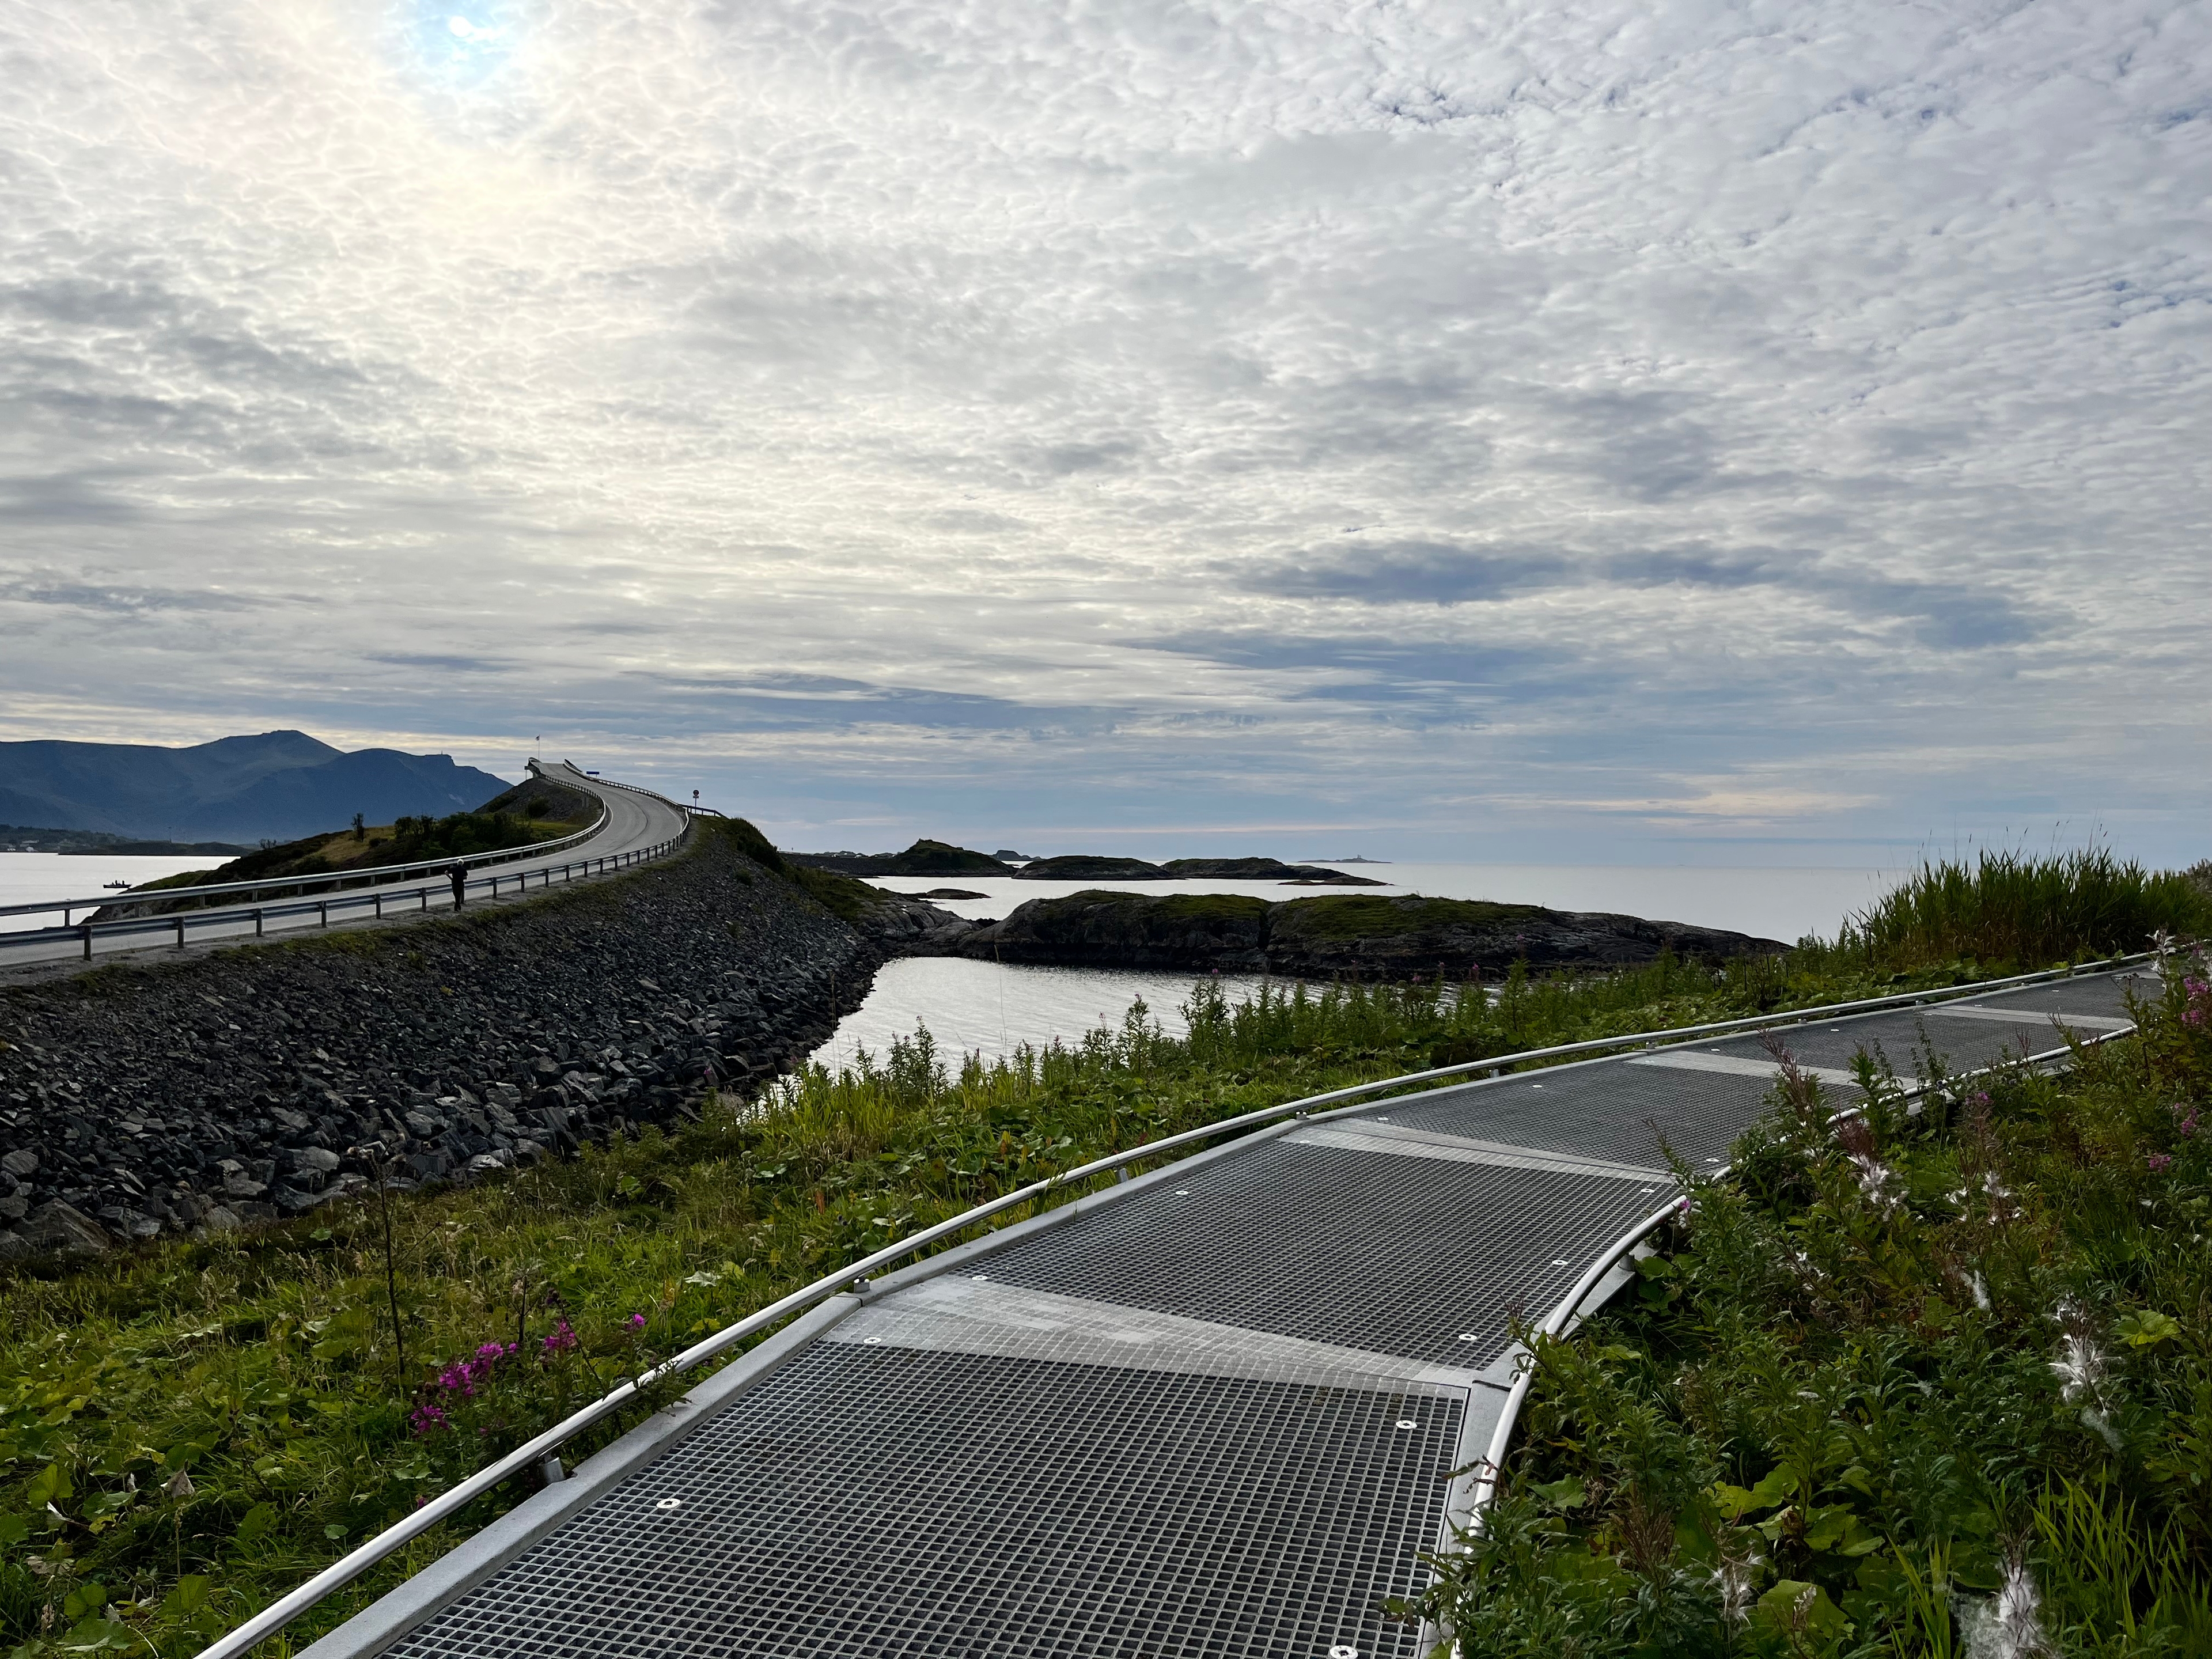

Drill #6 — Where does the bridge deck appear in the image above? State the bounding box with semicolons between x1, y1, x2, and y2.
317;967;2149;1659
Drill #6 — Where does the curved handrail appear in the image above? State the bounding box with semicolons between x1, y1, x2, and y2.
190;953;2153;1659
1460;1017;2146;1526
0;762;613;922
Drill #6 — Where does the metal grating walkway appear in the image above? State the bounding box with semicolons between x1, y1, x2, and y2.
323;966;2151;1659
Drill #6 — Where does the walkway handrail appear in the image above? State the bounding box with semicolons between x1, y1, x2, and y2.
190;950;2153;1659
0;761;610;922
1463;1017;2148;1524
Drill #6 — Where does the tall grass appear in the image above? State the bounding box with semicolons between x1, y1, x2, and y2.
1408;943;2212;1657
1836;847;2209;973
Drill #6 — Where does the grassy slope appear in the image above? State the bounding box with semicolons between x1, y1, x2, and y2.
1;850;2205;1656
1410;997;2212;1647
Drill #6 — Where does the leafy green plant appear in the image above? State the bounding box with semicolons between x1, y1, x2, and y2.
1410;945;2212;1657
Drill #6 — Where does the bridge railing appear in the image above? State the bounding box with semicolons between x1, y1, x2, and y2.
0;766;698;961
187;950;2151;1659
0;761;614;929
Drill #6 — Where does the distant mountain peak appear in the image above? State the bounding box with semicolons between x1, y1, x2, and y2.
0;731;512;842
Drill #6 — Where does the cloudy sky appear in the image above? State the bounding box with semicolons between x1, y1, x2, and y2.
2;0;2206;865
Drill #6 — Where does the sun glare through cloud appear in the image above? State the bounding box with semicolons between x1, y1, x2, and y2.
0;0;2205;861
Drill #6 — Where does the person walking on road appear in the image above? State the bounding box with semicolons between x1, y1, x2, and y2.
449;861;469;910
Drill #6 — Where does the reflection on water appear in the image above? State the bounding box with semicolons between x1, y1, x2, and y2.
810;957;1274;1070
0;853;228;935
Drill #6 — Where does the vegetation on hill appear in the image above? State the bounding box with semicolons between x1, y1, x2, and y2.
0;849;2203;1654
118;808;594;907
1836;847;2209;973
1409;956;2212;1656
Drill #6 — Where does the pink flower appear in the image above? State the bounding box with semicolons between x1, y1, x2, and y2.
2148;1153;2173;1173
543;1319;578;1353
628;1312;647;1331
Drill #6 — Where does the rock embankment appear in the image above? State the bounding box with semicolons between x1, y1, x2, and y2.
0;823;877;1258
955;891;1786;977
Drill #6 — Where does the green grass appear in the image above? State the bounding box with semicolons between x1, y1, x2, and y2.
3;846;2200;1655
1835;847;2209;973
1407;957;2212;1657
1272;893;1547;942
0;952;1961;1657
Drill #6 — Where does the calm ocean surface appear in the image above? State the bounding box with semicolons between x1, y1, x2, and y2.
0;852;229;933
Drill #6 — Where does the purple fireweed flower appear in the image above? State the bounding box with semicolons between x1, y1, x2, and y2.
2148;1153;2173;1173
543;1319;578;1353
627;1312;647;1331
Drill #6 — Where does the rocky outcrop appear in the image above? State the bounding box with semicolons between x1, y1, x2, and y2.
788;840;1012;877
955;890;1786;977
0;823;877;1257
1012;854;1383;885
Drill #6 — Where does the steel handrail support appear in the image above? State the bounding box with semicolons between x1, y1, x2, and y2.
0;779;612;922
16;824;692;963
1459;1018;2146;1529
190;954;2154;1659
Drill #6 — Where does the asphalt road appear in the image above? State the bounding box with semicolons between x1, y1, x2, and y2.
0;761;691;974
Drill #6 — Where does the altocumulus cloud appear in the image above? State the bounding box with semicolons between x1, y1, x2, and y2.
0;0;2206;860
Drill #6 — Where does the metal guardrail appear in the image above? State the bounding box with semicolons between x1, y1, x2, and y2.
1460;1012;2150;1528
1;768;696;962
0;761;611;927
190;950;2153;1659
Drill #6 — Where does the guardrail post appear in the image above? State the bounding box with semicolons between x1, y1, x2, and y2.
374;893;382;918
255;908;264;937
80;923;92;961
176;916;186;950
420;888;428;912
319;901;328;928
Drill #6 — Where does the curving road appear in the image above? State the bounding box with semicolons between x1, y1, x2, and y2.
0;760;691;972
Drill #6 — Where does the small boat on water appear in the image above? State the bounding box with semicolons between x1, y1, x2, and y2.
103;880;132;890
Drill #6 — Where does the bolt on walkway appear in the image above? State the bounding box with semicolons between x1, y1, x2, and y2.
305;967;2151;1659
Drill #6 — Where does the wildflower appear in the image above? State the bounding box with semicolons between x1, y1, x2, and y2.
2051;1301;2107;1406
628;1312;647;1331
1970;1271;1991;1312
1965;1554;2052;1658
1714;1547;1761;1627
2148;1153;2173;1173
543;1319;578;1353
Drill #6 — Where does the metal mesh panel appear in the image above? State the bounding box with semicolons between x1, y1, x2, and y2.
1698;1019;2043;1081
388;1344;1460;1659
981;1141;1669;1368
1377;969;2144;1164
1375;1062;1767;1168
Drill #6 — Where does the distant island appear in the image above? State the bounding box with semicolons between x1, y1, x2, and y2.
0;823;250;857
784;840;1387;886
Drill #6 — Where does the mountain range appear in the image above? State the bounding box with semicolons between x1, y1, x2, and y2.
0;731;513;843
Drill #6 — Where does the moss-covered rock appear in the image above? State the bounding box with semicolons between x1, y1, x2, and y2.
957;890;1783;976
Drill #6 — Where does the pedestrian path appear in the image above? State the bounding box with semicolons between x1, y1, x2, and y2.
301;965;2153;1659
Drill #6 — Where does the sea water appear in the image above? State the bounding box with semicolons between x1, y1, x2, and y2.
815;863;1900;1068
0;852;231;934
